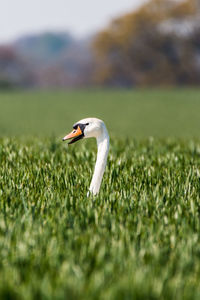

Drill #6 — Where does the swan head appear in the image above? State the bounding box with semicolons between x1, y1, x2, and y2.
62;118;106;144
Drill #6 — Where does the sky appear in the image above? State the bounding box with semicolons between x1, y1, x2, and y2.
0;0;148;43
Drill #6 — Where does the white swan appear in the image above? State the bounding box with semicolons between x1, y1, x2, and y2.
63;118;109;195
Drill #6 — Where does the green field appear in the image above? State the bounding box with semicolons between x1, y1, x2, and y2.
0;89;200;299
0;88;200;138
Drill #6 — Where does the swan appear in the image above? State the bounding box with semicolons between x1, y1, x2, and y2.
62;118;109;195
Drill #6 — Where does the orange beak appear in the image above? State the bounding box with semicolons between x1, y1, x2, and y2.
62;126;83;144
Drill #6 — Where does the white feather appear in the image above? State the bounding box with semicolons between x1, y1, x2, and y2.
73;118;109;195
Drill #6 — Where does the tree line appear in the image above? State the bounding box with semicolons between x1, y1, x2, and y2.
0;0;199;88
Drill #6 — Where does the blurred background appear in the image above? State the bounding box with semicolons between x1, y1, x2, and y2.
0;0;200;138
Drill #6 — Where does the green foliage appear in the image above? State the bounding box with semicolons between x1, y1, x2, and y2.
0;137;200;299
0;78;17;90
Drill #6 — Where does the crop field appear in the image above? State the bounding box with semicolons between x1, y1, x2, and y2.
0;89;200;299
0;88;200;138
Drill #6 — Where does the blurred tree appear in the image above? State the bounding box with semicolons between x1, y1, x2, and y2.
13;33;94;88
15;32;74;64
93;0;199;86
0;46;34;89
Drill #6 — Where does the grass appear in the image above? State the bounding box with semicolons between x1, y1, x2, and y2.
0;88;200;138
0;88;200;299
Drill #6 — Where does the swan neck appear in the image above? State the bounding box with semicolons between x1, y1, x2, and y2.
89;130;109;195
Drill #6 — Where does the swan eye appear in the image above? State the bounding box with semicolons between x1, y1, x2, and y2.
85;123;89;126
